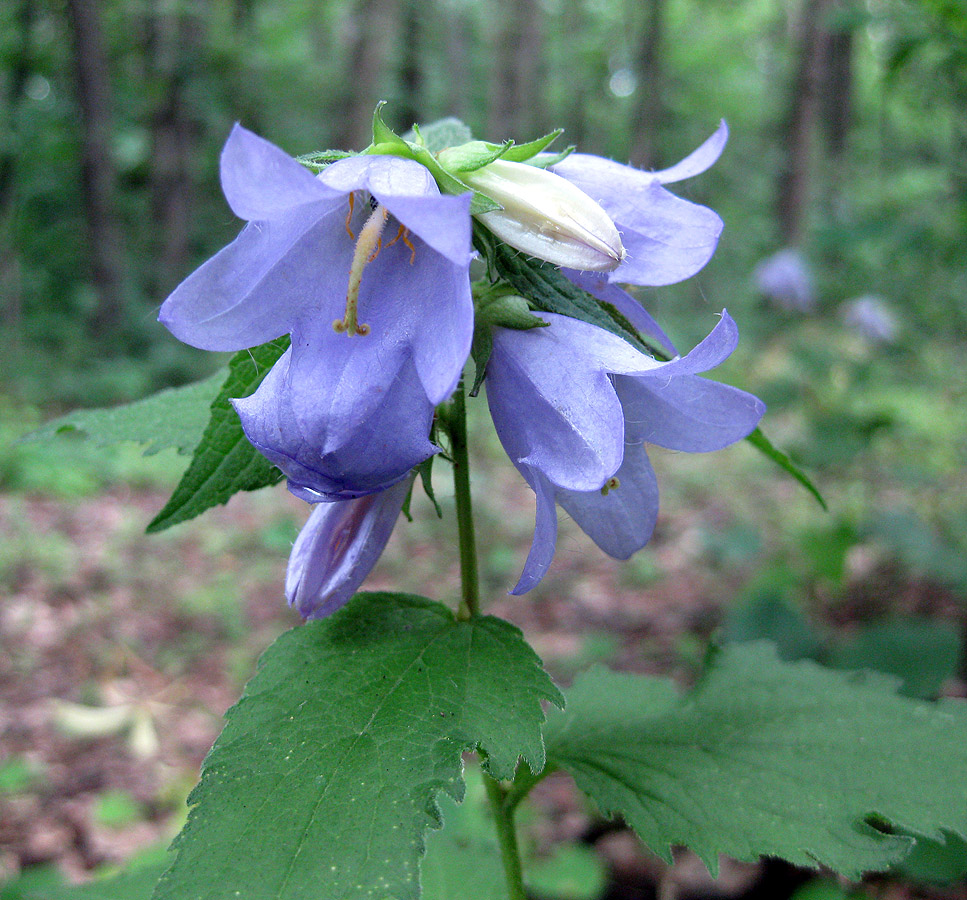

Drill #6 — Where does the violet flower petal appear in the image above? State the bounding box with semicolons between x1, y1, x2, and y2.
159;201;347;351
617;312;765;450
233;340;436;501
286;475;413;619
617;374;765;452
487;314;662;492
562;269;678;357
556;441;660;560
650;120;729;184
552;140;725;286
220;124;339;221
510;468;560;596
318;156;473;265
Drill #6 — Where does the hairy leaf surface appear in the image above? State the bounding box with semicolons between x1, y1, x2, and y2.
546;644;967;879
154;594;561;900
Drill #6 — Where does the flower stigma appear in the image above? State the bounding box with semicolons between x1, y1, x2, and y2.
600;476;620;496
334;199;417;337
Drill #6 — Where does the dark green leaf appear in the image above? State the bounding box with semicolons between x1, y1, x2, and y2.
546;644;967;880
745;427;827;510
826;618;962;699
146;337;289;533
420;767;505;900
492;243;667;360
23;373;223;457
154;594;562;900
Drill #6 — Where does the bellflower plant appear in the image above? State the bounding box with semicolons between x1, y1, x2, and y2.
159;124;473;500
285;475;414;619
71;110;945;900
486;311;765;593
550;120;729;286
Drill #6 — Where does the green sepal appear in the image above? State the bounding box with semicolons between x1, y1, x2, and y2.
745;426;827;510
368;104;502;214
528;146;577;168
146;337;289;533
500;128;564;162
438;140;515;173
469;285;549;396
407;117;473;154
418;456;443;517
402;457;442;521
295;148;356;173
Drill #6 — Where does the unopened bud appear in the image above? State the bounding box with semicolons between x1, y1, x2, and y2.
460;159;625;272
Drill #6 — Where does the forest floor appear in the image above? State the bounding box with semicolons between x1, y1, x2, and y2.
2;446;965;900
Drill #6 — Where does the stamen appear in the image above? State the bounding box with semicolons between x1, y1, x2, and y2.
333;204;390;337
344;193;356;240
600;476;621;496
386;225;417;265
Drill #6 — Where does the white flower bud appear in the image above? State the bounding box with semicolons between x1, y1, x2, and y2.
460;159;625;272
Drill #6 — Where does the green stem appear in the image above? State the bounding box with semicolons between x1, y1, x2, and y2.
449;379;481;620
483;774;528;900
448;381;528;898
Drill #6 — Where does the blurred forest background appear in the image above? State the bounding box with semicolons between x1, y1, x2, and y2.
2;0;967;898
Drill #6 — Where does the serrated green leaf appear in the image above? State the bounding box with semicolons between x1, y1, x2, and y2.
545;644;967;880
492;243;667;360
23;373;223;457
146;338;289;533
420;767;506;900
154;594;562;900
745;427;827;510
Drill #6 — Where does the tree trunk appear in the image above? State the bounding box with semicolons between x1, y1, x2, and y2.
65;0;126;333
146;2;205;295
394;0;422;132
0;0;33;363
776;0;834;245
628;0;665;169
336;0;399;148
488;0;544;140
820;15;853;160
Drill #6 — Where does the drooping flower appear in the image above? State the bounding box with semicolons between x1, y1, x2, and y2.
286;475;413;619
159;125;474;499
549;121;729;286
485;310;765;593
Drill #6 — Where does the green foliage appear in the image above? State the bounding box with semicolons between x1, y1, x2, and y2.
155;593;561;900
545;644;967;880
827;619;962;700
147;338;289;533
489;241;667;360
745;427;827;511
420;768;506;900
23;374;223;457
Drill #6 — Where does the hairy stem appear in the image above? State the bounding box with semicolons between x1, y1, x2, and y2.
484;773;528;900
449;379;481;620
448;380;527;898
